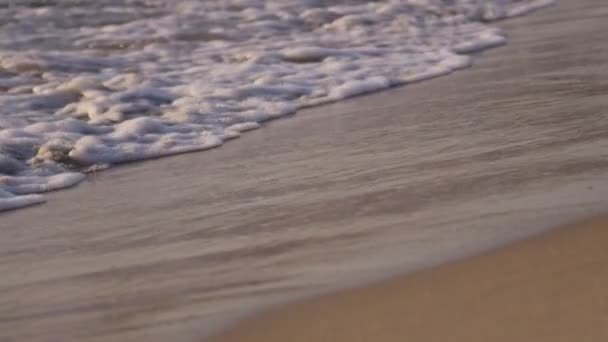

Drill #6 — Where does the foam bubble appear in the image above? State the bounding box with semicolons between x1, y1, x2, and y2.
0;0;555;211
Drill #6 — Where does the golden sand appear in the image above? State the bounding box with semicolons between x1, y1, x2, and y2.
212;217;608;342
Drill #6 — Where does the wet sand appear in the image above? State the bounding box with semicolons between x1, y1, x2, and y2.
211;2;608;340
212;216;608;342
2;0;608;341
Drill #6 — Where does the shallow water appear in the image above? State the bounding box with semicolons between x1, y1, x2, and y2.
0;0;555;210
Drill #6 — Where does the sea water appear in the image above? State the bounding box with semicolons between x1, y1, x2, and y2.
0;0;555;211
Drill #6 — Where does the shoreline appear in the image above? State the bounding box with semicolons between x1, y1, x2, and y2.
2;0;608;341
210;0;608;340
211;215;608;342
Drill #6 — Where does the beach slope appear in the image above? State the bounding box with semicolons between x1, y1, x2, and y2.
211;0;608;340
213;217;608;342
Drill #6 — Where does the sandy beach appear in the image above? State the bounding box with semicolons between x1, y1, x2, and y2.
2;0;608;341
211;1;608;340
212;216;608;342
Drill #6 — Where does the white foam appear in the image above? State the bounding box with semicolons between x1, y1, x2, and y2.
1;173;86;195
0;173;85;211
329;76;392;99
0;0;555;211
0;190;46;212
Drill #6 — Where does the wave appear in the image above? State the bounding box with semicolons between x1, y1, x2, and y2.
0;0;555;211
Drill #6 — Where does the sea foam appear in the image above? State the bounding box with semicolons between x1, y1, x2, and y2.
0;0;555;211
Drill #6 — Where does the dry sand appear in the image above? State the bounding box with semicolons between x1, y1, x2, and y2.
212;217;608;342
